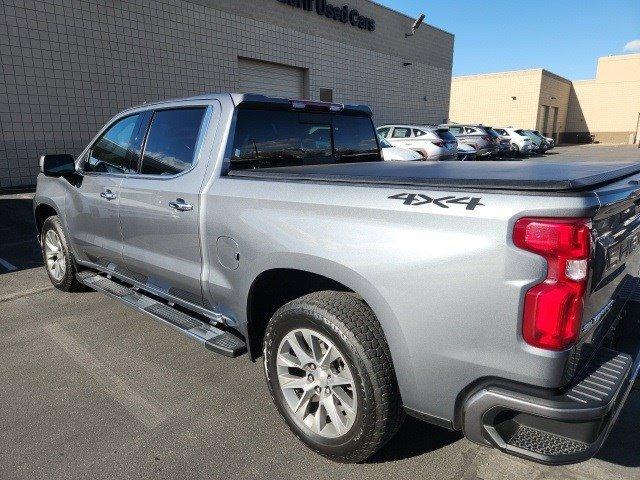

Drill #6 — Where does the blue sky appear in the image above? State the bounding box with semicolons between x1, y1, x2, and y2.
382;0;640;80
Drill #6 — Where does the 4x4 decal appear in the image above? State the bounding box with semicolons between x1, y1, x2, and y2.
388;193;484;210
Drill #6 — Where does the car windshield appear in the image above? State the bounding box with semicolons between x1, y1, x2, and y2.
378;136;392;148
229;109;381;170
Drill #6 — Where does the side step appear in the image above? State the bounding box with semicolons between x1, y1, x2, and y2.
77;271;246;357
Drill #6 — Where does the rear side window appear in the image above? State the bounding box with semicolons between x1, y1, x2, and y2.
413;129;426;137
85;114;140;174
435;129;456;142
229;109;380;170
140;108;206;176
333;116;379;162
392;128;411;138
448;126;463;135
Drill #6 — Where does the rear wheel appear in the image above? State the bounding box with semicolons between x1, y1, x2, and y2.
40;216;84;291
263;291;403;463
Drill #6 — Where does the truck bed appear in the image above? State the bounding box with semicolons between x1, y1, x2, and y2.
228;159;640;192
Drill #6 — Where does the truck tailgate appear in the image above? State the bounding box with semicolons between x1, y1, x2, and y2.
569;176;640;379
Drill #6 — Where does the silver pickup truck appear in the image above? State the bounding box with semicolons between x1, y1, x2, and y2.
34;94;639;465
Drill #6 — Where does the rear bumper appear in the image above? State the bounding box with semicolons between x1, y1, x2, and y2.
462;340;639;465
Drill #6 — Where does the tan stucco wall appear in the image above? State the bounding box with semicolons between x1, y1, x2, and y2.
536;72;572;138
596;54;640;82
566;54;640;144
449;70;542;129
450;54;640;145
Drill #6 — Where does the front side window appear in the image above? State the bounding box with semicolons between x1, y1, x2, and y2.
140;108;207;176
85;114;140;174
229;109;380;170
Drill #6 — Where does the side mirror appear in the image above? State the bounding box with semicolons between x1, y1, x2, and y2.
40;154;76;177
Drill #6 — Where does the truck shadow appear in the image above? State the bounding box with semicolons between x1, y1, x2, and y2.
596;389;640;467
0;195;42;273
368;416;462;463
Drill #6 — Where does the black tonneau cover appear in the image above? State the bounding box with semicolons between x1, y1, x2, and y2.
228;159;640;192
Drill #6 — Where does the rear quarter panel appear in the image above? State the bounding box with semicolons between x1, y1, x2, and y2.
202;175;600;422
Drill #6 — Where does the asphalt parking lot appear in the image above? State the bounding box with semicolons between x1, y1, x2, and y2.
1;145;639;480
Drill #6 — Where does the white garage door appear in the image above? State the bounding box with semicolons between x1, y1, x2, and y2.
238;58;305;99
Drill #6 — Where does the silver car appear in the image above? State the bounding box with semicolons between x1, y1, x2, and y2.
377;125;458;160
443;123;500;158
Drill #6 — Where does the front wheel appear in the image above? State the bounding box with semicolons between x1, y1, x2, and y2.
263;291;403;463
40;215;84;291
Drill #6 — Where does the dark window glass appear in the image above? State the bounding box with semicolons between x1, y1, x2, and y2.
392;127;411;138
85;114;140;174
333;116;379;162
435;129;457;142
229;109;380;170
377;127;390;138
319;88;333;102
413;129;426;137
140;108;206;175
448;126;463;135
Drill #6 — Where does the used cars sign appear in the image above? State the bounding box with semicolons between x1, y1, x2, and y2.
277;0;376;31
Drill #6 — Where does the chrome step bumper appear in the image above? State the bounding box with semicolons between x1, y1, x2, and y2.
462;346;638;465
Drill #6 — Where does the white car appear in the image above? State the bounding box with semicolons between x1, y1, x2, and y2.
377;125;458;161
493;128;533;156
379;136;423;161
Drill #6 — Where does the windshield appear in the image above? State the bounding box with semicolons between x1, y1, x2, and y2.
378;136;392;148
229;109;381;170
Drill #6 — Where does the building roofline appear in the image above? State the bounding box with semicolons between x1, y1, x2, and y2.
363;0;454;38
453;68;544;80
453;68;570;84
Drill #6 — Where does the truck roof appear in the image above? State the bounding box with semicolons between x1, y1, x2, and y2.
128;93;372;116
229;158;640;192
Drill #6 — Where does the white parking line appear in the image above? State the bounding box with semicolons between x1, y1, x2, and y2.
43;323;168;430
0;257;17;271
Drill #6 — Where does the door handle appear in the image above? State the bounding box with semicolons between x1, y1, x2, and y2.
169;199;193;212
100;190;117;200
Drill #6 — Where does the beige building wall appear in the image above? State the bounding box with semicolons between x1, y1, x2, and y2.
565;54;640;144
536;71;571;140
449;70;542;129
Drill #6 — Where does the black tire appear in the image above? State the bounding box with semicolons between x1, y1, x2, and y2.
263;291;403;463
40;215;84;292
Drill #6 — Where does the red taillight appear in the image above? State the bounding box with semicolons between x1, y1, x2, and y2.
513;218;591;350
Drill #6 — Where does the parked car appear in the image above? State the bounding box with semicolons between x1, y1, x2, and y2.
456;142;477;161
524;130;550;153
443;124;500;158
533;130;555;149
35;93;640;466
377;125;458;161
494;128;534;156
489;128;512;156
379;136;423;161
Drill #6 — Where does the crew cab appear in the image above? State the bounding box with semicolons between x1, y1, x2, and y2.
35;94;639;465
